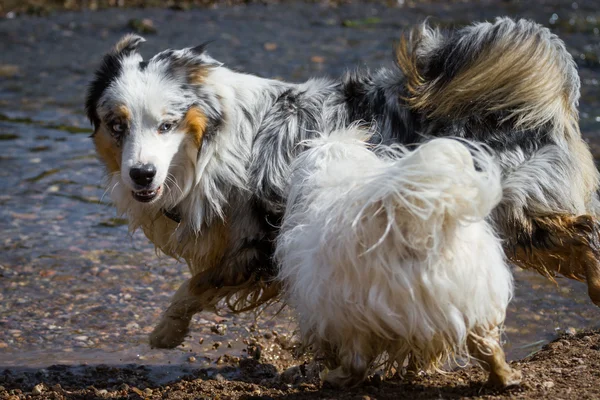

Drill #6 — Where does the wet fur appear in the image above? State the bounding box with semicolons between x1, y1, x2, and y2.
276;131;520;386
86;18;600;386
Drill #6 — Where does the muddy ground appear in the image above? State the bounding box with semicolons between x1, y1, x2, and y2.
1;330;600;399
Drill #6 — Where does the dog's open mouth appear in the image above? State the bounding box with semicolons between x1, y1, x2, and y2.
132;186;161;203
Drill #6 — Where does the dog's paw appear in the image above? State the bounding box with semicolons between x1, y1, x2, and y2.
149;317;190;349
488;368;522;388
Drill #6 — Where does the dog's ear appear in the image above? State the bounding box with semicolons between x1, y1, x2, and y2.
85;34;146;128
166;42;218;85
113;33;146;56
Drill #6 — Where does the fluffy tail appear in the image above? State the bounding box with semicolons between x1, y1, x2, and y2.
396;17;580;135
281;129;502;257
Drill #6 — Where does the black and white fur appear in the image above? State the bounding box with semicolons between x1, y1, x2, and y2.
86;17;600;386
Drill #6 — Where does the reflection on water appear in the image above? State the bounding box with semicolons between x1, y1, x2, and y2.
1;1;600;371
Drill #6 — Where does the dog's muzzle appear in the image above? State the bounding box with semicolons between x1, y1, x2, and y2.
130;163;161;202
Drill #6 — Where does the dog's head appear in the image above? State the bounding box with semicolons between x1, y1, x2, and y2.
86;34;223;207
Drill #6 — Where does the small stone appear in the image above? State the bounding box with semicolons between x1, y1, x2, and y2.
211;324;227;335
583;335;593;343
543;381;555;389
198;337;204;345
0;65;19;78
125;322;139;330
565;327;577;336
0;386;5;391
213;341;222;349
96;389;108;396
550;368;562;374
128;18;157;34
311;55;325;63
143;388;153;396
280;366;302;384
263;332;273;340
215;374;225;382
118;383;129;391
188;356;196;362
74;335;89;341
572;357;585;364
264;42;277;51
32;384;44;395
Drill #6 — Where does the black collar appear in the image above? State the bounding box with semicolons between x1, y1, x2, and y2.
162;208;181;224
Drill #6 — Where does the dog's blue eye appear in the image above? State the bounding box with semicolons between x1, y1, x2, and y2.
111;123;125;134
158;122;173;133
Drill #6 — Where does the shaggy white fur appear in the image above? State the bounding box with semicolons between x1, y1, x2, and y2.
276;128;519;387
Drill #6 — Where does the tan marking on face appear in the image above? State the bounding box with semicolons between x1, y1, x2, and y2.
182;106;208;148
93;127;121;174
115;104;131;121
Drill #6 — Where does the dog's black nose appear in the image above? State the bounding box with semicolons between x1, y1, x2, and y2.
130;164;156;186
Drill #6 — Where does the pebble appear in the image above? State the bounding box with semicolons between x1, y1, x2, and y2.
188;356;196;362
565;327;577;336
143;388;153;396
125;322;139;330
213;341;222;349
264;42;278;51
215;374;226;382
542;381;555;389
211;324;227;335
74;335;89;341
118;383;129;391
280;365;302;384
32;384;44;395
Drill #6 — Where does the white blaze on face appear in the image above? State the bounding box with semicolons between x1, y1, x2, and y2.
105;59;189;194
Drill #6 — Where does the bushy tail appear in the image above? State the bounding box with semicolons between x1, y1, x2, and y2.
281;128;502;257
396;17;580;134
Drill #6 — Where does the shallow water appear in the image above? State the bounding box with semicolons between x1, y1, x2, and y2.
1;1;600;374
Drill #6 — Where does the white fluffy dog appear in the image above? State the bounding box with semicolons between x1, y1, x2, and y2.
276;129;521;387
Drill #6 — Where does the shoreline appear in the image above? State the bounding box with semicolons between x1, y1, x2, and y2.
1;330;599;399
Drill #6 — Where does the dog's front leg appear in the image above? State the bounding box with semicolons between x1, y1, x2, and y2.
149;266;230;349
149;277;204;349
